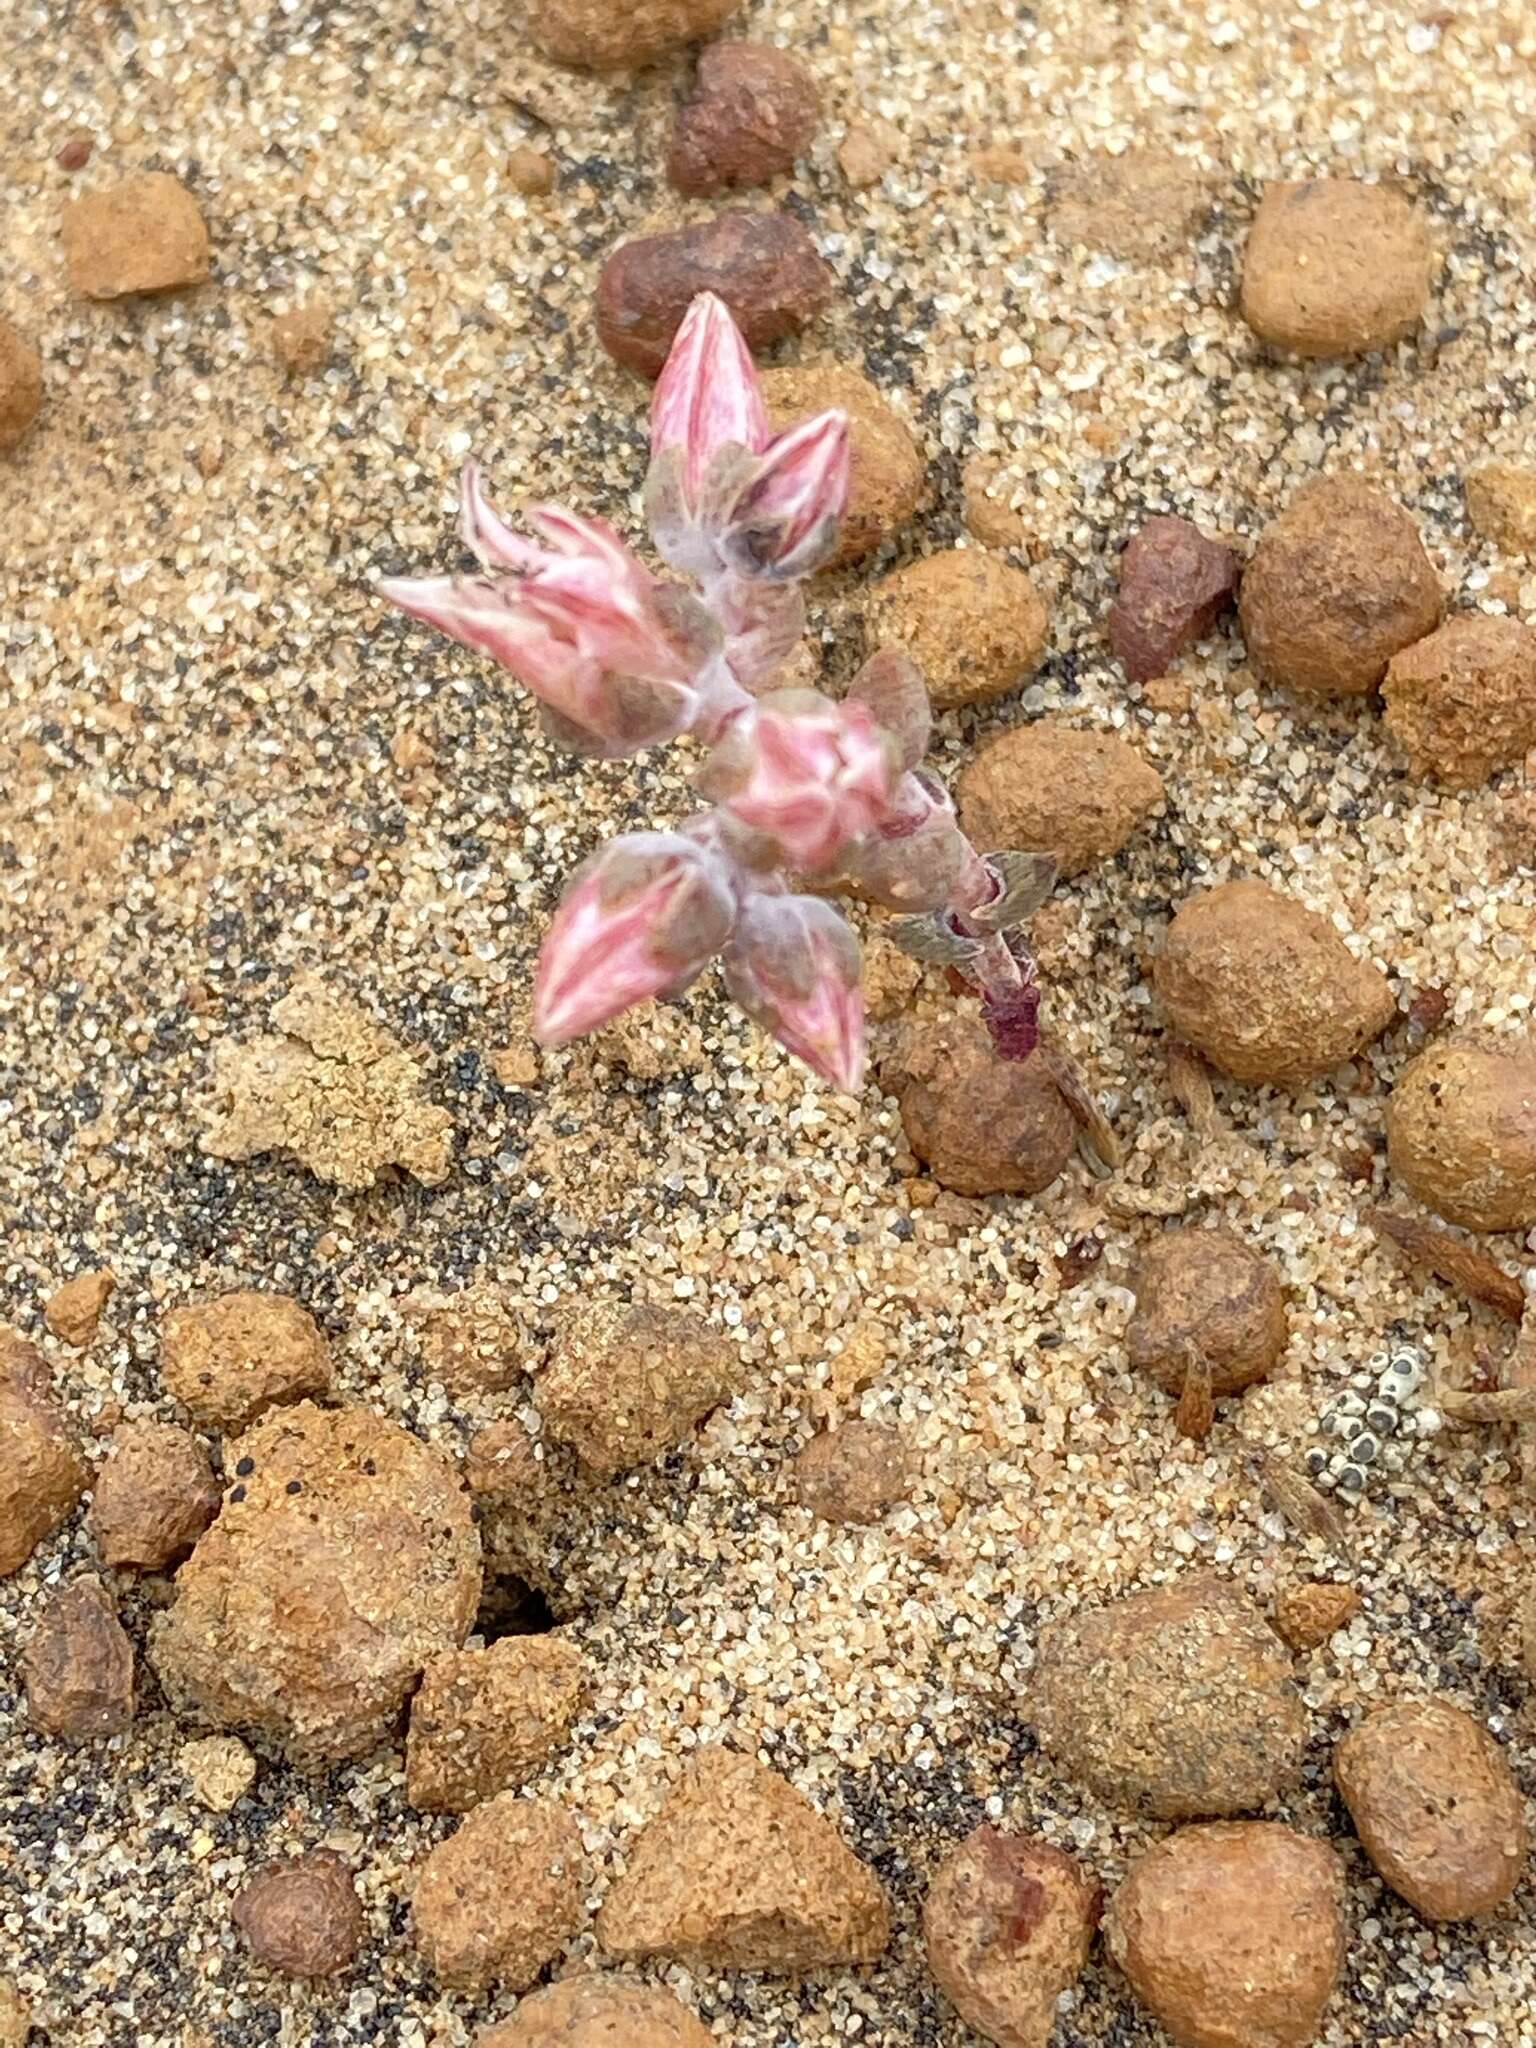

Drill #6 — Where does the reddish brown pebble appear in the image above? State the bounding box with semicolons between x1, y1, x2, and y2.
762;363;923;565
1108;516;1241;683
792;1420;909;1524
90;1419;221;1570
1154;879;1396;1088
406;1635;590;1813
1126;1228;1288;1400
412;1793;586;1994
1382;612;1536;788
478;1976;713;2048
1238;476;1441;701
1334;1697;1527;1920
56;132;93;171
1031;1574;1307;1818
508;145;556;196
270;302;333;376
23;1577;135;1740
668;42;820;196
595;210;832;378
892;1011;1075;1199
864;551;1049;711
539;1301;736;1477
61;170;210;298
1273;1581;1360;1651
1386;1042;1536;1232
528;0;739;71
597;1746;890;1970
956;722;1164;878
0;318;44;454
233;1850;364;1978
43;1268;115;1348
0;1331;88;1577
923;1826;1100;2048
1466;463;1536;556
160;1289;334;1432
1106;1821;1347;2048
1241;178;1434;357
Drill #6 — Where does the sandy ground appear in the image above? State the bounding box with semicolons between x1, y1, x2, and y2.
3;0;1536;2042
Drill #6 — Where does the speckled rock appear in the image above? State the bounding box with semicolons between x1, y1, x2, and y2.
1031;1575;1307;1818
22;1577;134;1739
1386;1042;1536;1231
1238;476;1441;700
180;1733;257;1812
61;171;211;298
792;1420;909;1524
762;363;924;566
413;1793;586;1994
0;1981;29;2047
43;1267;113;1347
0;317;43;454
956;722;1164;877
1334;1697;1528;1920
1045;147;1210;261
863;551;1048;711
160;1289;334;1432
411;1284;532;1397
892;1012;1075;1198
1466;463;1536;556
0;1331;88;1577
1240;178;1434;357
1272;1581;1360;1652
527;0;739;70
595;211;831;378
479;1977;714;2048
1126;1229;1287;1398
923;1826;1101;2048
90;1419;221;1570
596;1747;890;1970
150;1402;481;1766
1154;880;1396;1088
538;1301;736;1478
270;301;333;375
464;1416;577;1602
1106;1822;1347;2048
1108;516;1241;683
233;1851;364;1978
668;42;820;195
1382;612;1536;787
406;1635;590;1812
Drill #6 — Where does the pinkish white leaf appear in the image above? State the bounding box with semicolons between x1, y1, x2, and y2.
699;689;899;873
724;892;866;1092
650;292;770;505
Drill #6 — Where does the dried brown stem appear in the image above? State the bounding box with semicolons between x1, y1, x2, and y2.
1364;1209;1526;1323
1260;1455;1351;1551
1173;1345;1215;1442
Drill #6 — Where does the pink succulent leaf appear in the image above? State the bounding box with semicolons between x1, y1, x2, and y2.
533;831;738;1046
724;892;866;1092
699;689;900;872
650;292;771;504
839;777;967;911
709;575;808;694
644;446;722;579
847;645;931;770
718;409;850;582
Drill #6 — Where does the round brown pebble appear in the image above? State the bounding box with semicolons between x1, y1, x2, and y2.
1031;1573;1307;1819
1382;612;1536;787
413;1792;586;1994
478;1977;713;2048
90;1418;221;1570
0;318;43;455
406;1635;590;1812
538;1301;736;1478
597;1746;890;1970
150;1402;481;1766
1466;462;1536;557
1106;1821;1347;2048
1334;1698;1527;1921
1273;1581;1360;1652
43;1267;115;1347
0;1331;88;1577
160;1288;334;1432
507;145;556;196
527;0;738;70
1108;515;1241;684
0;1981;29;2047
595;210;831;379
1240;178;1434;357
1153;879;1396;1088
923;1826;1100;2048
792;1420;909;1525
233;1850;364;1978
270;301;333;376
668;42;820;196
863;551;1048;712
892;1012;1075;1199
1238;476;1441;701
1126;1228;1287;1400
1386;1041;1536;1231
55;131;93;171
61;170;211;299
956;721;1163;877
762;363;923;566
22;1577;135;1740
